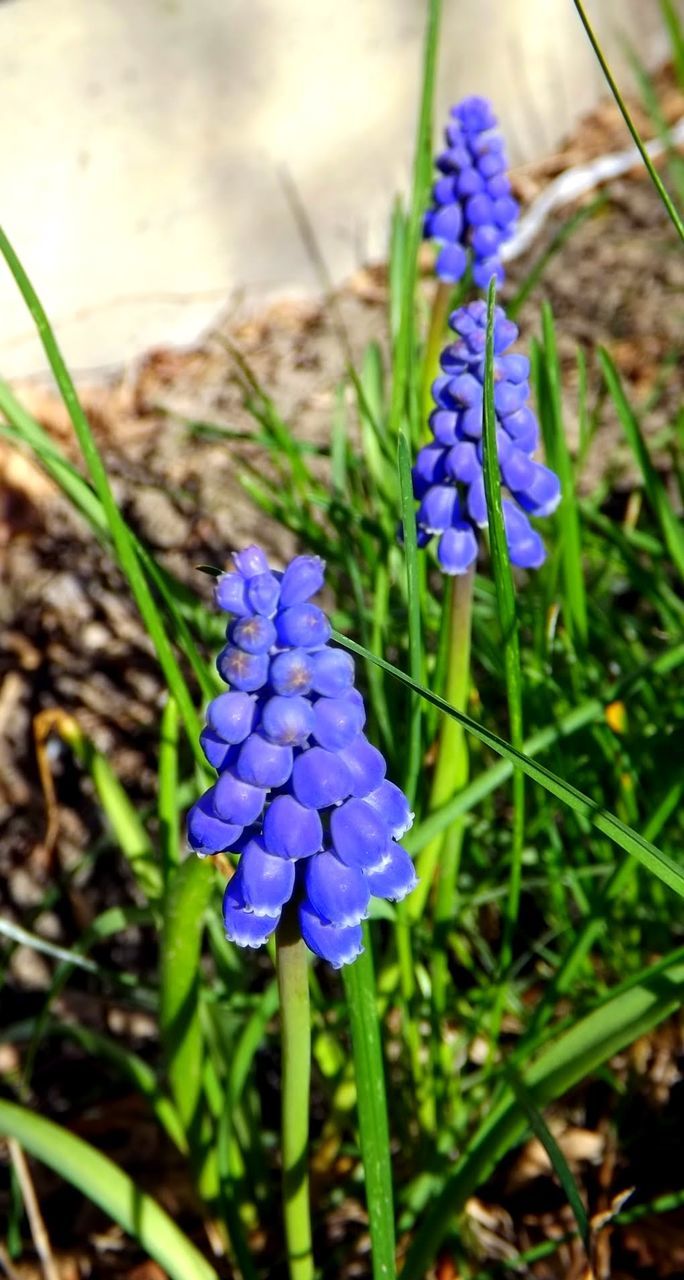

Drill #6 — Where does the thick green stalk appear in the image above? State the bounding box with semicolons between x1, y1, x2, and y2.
410;568;474;921
276;911;314;1280
430;570;474;1016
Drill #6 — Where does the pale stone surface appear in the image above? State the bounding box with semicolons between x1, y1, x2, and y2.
0;0;670;376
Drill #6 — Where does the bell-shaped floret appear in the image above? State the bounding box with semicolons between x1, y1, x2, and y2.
276;604;331;649
304;850;370;927
200;728;237;770
291;746;353;809
207;690;257;744
269;649;314;696
299;902;363;968
236;732;294;789
223;877;280;947
279;555;326;607
310;648;355;697
261;694;315;746
365;780;414;839
366;843;418;901
503;501;546;569
336;735;386;797
231;615;278;654
238;836;296;915
233;546;269;578
213;769;267;826
514;462;561;518
216;646;269;693
311;694;365;751
187;790;243;856
262;793;323;860
245;572;280;618
330;797;390;871
437;523;479;575
215;572;249;617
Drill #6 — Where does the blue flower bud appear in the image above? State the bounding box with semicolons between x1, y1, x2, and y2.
309;648;355;697
238;836;296;915
262;793;323;860
503;501;546;569
299;901;363;969
213;769;267;826
330;798;390;871
232;545;269;578
276;604;331;649
365;780;414;839
437;524;479;575
336;734;386;797
216;646;269;692
366;843;418;901
260;694;315;746
292;746;353;809
207;691;257;744
279;555;326;606
200;728;238;770
223;877;280;947
237;732;294;789
311;694;365;751
303;850;370;927
230;615;278;654
215;572;250;617
269;649;314;696
187;790;243;856
246;572;281;617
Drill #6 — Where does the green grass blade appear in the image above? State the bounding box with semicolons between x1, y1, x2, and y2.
332;631;684;899
571;0;684;241
598;347;684;582
59;716;163;906
397;431;424;802
661;0;684;85
159;696;181;890
401;949;684;1279
160;856;216;1199
539;304;588;645
504;1070;591;1255
388;0;442;443
0;226;204;754
343;929;396;1280
0;1101;218;1280
482;281;525;1013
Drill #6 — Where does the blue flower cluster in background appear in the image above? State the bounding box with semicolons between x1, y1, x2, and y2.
187;547;417;967
424;96;518;288
413;300;561;575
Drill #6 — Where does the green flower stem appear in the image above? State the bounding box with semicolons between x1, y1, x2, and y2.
276;909;314;1280
410;567;474;923
430;570;474;1018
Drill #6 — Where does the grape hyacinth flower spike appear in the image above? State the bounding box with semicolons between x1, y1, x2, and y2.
187;546;417;967
424;95;518;288
413;299;561;575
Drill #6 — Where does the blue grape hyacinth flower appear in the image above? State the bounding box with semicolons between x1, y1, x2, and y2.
187;547;417;968
424;96;518;289
412;299;561;575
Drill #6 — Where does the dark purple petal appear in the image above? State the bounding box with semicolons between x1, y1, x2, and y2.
365;780;414;839
336;734;386;797
223;876;280;947
330;798;390;871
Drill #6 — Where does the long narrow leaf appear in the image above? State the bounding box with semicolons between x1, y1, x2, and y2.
343;930;396;1280
0;1101;217;1280
332;631;684;899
